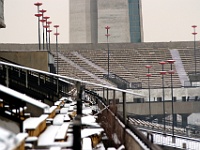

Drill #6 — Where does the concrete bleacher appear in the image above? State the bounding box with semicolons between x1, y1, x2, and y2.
2;42;200;149
51;46;187;89
23;114;48;137
1;42;198;89
52;51;115;89
129;118;185;135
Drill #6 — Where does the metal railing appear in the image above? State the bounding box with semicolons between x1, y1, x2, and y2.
0;61;163;150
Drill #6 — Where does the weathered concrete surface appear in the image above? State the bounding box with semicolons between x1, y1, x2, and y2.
0;51;50;71
118;101;200;115
0;41;195;51
69;0;98;43
98;0;130;43
0;116;20;134
97;87;200;103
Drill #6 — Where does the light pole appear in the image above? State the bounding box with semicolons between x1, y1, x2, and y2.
105;26;110;77
34;2;42;50
39;9;47;50
167;59;175;137
192;25;197;74
43;16;50;51
159;61;167;132
34;13;42;50
47;21;52;51
145;65;152;118
40;18;46;50
54;25;59;74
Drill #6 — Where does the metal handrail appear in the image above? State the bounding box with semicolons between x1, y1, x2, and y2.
0;61;144;97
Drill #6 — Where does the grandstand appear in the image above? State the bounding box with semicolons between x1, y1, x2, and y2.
49;42;199;89
1;41;200;149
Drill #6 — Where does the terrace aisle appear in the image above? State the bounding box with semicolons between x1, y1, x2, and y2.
170;49;190;86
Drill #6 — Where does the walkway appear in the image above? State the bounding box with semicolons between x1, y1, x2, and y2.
170;49;190;86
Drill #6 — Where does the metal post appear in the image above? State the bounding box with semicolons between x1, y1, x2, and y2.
103;87;105;100
54;25;59;74
170;66;174;137
46;21;48;50
49;30;51;51
37;15;41;50
107;88;109;105
72;118;81;150
56;77;59;94
113;90;116;103
44;16;50;50
192;25;197;74
35;13;42;50
56;34;58;74
34;2;42;50
47;21;52;51
39;9;46;50
145;65;152;118
167;59;175;138
148;75;151;116
77;85;83;115
162;72;166;132
122;91;127;146
122;92;127;125
159;61;167;132
113;89;116;115
105;26;110;77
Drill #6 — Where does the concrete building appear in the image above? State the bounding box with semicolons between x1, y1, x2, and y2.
69;0;98;43
0;0;5;28
69;0;143;43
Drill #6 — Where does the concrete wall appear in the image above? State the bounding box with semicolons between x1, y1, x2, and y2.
69;0;98;43
0;51;49;71
131;87;200;102
97;87;200;103
69;0;131;43
26;103;45;117
98;0;130;43
0;41;195;51
118;101;200;115
0;116;20;134
59;41;194;50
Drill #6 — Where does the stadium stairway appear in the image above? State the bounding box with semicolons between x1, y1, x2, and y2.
53;51;115;88
170;49;190;86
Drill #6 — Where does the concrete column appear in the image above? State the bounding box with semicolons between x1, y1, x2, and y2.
174;114;177;126
157;115;163;124
181;114;189;128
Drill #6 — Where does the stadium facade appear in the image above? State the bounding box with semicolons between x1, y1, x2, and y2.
69;0;143;43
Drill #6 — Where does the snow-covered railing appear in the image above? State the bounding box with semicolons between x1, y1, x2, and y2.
0;84;49;110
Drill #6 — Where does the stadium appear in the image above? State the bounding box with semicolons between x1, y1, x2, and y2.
1;1;200;150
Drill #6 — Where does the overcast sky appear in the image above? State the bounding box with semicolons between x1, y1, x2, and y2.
0;0;200;43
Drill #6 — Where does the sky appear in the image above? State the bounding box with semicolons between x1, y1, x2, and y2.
0;0;200;43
